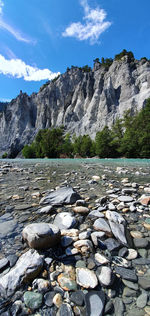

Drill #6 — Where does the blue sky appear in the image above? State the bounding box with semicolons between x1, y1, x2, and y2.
0;0;150;101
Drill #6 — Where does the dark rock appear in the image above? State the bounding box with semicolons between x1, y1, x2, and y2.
114;297;125;316
103;238;120;252
114;266;137;282
133;238;148;248
118;247;128;257
44;291;56;307
40;186;81;205
57;303;73;316
0;258;9;273
70;290;84;306
138;276;150;290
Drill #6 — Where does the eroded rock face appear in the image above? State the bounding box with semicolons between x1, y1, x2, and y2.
22;223;61;250
1;57;150;157
0;249;43;298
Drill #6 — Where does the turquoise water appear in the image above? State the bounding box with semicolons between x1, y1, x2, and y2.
1;158;150;167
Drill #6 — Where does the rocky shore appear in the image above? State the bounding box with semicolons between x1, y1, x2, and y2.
0;160;150;316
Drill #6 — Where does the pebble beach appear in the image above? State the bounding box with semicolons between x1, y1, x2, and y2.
0;158;150;316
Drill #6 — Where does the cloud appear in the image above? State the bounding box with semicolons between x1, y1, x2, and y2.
62;0;111;44
0;1;35;44
0;54;60;81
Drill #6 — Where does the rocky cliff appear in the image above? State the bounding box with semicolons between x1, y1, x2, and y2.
0;55;150;157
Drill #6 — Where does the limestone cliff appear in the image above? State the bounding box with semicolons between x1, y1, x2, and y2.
0;56;150;157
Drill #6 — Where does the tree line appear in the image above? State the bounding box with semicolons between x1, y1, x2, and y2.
22;98;150;159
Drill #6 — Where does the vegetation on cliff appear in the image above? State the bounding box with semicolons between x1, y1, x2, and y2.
22;98;150;159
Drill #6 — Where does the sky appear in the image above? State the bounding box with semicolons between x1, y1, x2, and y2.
0;0;150;102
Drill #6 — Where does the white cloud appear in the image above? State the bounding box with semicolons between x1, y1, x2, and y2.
0;1;35;44
62;0;111;44
0;54;60;81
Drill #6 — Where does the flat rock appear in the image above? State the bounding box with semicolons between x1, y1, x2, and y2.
73;206;89;214
91;232;105;246
122;279;138;290
126;248;138;260
118;195;133;203
88;210;104;218
106;211;125;224
95;253;109;265
93;218;111;235
76;268;98;289
22;223;60;249
70;290;84;306
136;293;148;308
138;276;150;290
115;266;137;282
85;290;105;316
114;297;125;316
0;213;18;239
54;212;76;230
57;273;77;291
103;238;121;252
40;186;81;205
0;249;43;297
108;220;127;245
0;258;9;272
57;303;73;316
133;238;148;248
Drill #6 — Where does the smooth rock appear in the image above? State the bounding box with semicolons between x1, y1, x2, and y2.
138;276;150;290
40;186;81;205
54;212;76;230
122;279;138;290
32;278;50;293
57;303;73;316
0;249;43;297
136;293;148;308
76;268;98;289
39;205;53;214
24;291;43;310
0;213;18;239
106;211;125;224
130;231;143;238
0;258;9;272
73;206;89;214
93;218;111;235
98;266;114;287
70;290;84;306
103;238;121;252
133;238;148;248
44;291;55;307
91;232;105;246
123;287;137;297
118;195;133;203
85;290;105;316
126;248;138;260
53;293;62;308
57;273;77;291
73;239;93;252
22;223;60;249
95;253;109;265
108;220;127;245
88;210;104;218
114;297;125;316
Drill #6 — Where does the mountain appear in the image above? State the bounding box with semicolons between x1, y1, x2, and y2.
0;53;150;157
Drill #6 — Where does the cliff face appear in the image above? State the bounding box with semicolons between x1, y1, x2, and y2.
0;56;150;157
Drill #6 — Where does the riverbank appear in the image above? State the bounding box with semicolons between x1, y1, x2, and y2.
0;159;150;315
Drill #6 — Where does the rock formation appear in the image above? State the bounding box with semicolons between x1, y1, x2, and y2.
0;55;150;157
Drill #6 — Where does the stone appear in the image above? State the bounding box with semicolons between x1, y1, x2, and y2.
54;212;76;230
114;266;137;282
57;303;73;316
95;253;109;265
122;279;138;290
133;238;148;248
118;195;133;202
145;306;150;315
123;287;137;297
85;290;105;316
103;238;121;252
112;256;129;267
70;290;84;306
93;218;111;235
105;210;125;224
32;278;50;293
40;186;81;205
73;239;93;252
39;205;53;214
88;210;104;218
138;276;150;290
126;248;138;260
0;213;18;239
118;247;128;257
98;266;114;287
76;268;98;289
114;297;125;316
53;293;62;308
136;293;148;308
22;223;60;249
79;231;91;239
130;231;143;238
57;273;77;291
44;291;55;307
73;206;89;214
0;258;9;273
0;249;43;297
108;220;127;245
61;236;74;247
24;291;43;310
139;196;150;206
91;232;105;246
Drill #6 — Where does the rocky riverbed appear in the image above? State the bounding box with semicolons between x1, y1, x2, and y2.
0;159;150;316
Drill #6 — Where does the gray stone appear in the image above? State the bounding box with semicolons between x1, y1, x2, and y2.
136;293;147;308
85;290;105;316
54;212;76;230
0;258;9;272
133;238;148;248
122;279;139;290
115;266;137;282
88;210;104;218
70;290;84;306
22;222;60;249
44;291;56;307
98;267;114;287
93;218;111;235
91;232;105;246
123;287;137;297
118;196;133;202
138;276;150;289
114;297;125;316
57;303;73;316
108;220;127;245
103;238;120;252
39;205;53;214
0;249;43;297
105;210;125;224
0;213;18;239
40;186;81;205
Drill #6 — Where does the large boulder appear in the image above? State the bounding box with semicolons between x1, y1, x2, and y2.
0;249;43;298
40;186;81;206
22;223;61;250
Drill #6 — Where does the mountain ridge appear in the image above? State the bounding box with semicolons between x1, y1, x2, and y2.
0;52;150;157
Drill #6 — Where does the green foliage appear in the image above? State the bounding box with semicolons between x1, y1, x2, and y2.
22;144;36;158
51;75;60;83
115;49;134;62
40;80;50;92
72;134;95;157
2;152;8;159
95;126;115;158
81;65;92;72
